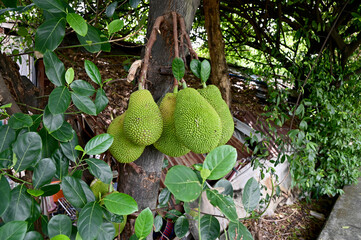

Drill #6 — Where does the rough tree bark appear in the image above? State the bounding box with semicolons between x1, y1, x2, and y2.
117;1;200;239
204;0;232;106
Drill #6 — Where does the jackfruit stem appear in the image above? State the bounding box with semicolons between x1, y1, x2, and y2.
173;85;178;93
182;81;187;89
138;82;144;90
202;82;207;88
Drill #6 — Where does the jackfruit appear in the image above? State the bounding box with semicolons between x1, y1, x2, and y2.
153;93;190;157
123;90;163;145
107;112;145;163
198;85;234;145
90;179;113;201
174;87;222;154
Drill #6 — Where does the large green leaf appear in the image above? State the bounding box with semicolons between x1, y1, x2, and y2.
28;198;41;223
153;215;163;232
0;148;12;169
214;178;233;197
48;214;72;238
174;216;189;238
79;179;95;203
0;125;15;152
190;59;201;78
108;19;124;34
2;185;33;222
50;121;73;142
61;176;87;208
8;113;33;130
60;130;79;162
33;158;57;188
71;92;97;115
77;25;102;53
105;1;117;18
0;176;11;216
78;202;103;240
134;207;153;239
242;177;260;213
52;149;69;180
84;133;114;155
0;221;27;240
103;192;138;215
66;13;87;37
35;17;66;53
200;215;220;240
84;60;102;86
97;221;115;240
13;132;42;172
200;59;211;83
24;231;43;240
70;80;95;96
33;0;66;13
228;221;253;240
202;145;237;180
43;105;65;133
39;127;59;158
206;189;238;222
158;187;171;207
95;88;108;114
172;57;185;81
164;165;202;202
48;86;71;114
41;184;61;197
43;51;66;86
85;158;112;184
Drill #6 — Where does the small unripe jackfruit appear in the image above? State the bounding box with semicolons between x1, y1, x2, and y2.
107;112;145;163
174;88;222;154
154;93;190;157
123;90;163;145
198;85;234;145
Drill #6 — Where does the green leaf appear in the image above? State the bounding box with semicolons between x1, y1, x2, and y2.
200;59;211;83
66;13;87;37
48;86;71;114
27;189;44;197
2;185;33;222
61;176;87;208
174;216;189;238
295;104;304;116
29;114;42;132
2;0;17;8
33;158;56;188
40;183;61;197
165;209;182;221
43;105;64;133
43;51;66;87
129;0;141;8
206;189;238;221
105;1;117;18
35;17;66;53
24;231;43;240
70;80;95;96
85;158;112;184
79;178;96;203
0;148;12;169
84;133;114;155
200;215;220;240
97;221;115;240
108;19;124;34
33;0;66;13
28;198;41;223
65;68;75;85
172;57;185;81
13;132;42;172
71;92;97;115
95;88;108;114
84;60;102;86
0;125;16;152
60;130;79;162
39;128;59;158
0;221;27;240
190;59;201;78
50;121;73;142
77;25;101;53
8;113;33;130
135;207;153;239
0;176;11;216
104;192;138;215
164;165;202;202
52;149;69;180
158;187;171;207
242;177;260;213
214;179;233;197
203;145;237;180
78;202;103;240
50;235;70;240
153;215;163;232
228;221;253;240
48;214;72;238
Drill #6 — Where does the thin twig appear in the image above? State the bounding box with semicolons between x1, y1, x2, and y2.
178;15;198;60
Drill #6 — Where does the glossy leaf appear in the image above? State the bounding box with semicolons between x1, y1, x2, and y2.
28;198;41;223
60;130;79;162
27;189;44;197
40;184;61;197
129;0;141;8
33;158;56;188
39;128;59;158
71;92;97;115
84;60;102;86
200;215;220;240
35;17;66;53
200;59;211;83
108;19;124;34
158;187;171;207
66;13;87;36
79;179;95;203
190;59;201;79
13;132;42;172
77;25;101;53
0;125;16;152
214;179;233;197
61;176;87;208
165;209;182;221
105;1;117;18
174;216;189;238
33;0;66;13
206;189;238;222
52;149;69;180
172;57;185;81
8;113;32;130
24;231;43;240
202;145;237;180
0;148;12;169
43;51;66;86
95;88;108;114
0;221;27;240
43;105;64;133
48;214;72;238
228;221;253;240
50;121;73;142
70;80;95;96
84;133;114;155
65;68;74;85
0;176;11;216
97;221;115;240
48;86;71;114
78;202;103;240
2;185;33;222
134;207;153;239
242;177;260;213
164;165;202;202
29;114;42;132
153;215;163;232
86;158;112;184
103;192;138;215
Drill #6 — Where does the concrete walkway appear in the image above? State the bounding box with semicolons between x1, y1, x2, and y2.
318;181;361;240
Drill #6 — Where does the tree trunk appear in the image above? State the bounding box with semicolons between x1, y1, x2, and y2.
204;0;232;106
117;1;200;239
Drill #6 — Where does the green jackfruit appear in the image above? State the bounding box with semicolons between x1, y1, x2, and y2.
123;90;163;145
198;85;234;145
174;88;222;154
107;112;145;163
154;93;190;157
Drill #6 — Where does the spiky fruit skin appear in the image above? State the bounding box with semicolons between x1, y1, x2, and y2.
107;112;145;163
90;179;113;201
123;90;163;145
174;88;222;154
154;93;191;157
198;85;234;145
